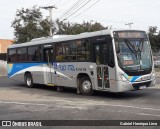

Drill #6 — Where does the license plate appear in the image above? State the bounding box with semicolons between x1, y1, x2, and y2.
140;85;146;89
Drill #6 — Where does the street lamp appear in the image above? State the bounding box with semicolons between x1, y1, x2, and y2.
125;22;133;29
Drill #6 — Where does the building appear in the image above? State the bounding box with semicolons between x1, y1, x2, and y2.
0;39;13;53
0;39;14;60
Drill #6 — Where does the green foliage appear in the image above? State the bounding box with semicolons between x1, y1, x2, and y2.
148;26;160;54
12;6;50;43
56;20;104;35
12;6;105;43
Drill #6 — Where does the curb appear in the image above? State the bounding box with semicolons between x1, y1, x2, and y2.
150;85;160;89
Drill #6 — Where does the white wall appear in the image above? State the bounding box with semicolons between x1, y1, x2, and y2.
0;60;7;76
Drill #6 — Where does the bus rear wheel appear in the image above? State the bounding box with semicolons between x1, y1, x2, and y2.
79;77;93;95
25;74;34;88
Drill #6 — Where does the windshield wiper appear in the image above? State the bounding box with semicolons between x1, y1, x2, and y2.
124;39;137;54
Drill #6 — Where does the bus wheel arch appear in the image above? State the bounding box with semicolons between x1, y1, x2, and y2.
24;72;34;88
77;73;94;95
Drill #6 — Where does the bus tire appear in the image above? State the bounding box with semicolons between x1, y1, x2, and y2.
79;77;93;95
25;74;34;88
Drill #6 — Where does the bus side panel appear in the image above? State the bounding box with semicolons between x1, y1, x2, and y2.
8;63;46;85
42;64;53;85
8;63;25;82
53;62;95;88
32;70;45;85
108;67;117;92
8;70;25;83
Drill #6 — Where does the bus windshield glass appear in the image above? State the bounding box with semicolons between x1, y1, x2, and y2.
114;31;152;71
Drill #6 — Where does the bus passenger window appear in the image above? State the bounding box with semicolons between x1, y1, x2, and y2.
17;48;27;62
28;46;40;62
62;44;69;61
77;40;90;61
55;43;63;61
8;49;17;63
55;39;90;62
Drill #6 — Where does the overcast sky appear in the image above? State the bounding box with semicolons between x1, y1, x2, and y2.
0;0;160;39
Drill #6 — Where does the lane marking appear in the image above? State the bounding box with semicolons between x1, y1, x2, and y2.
0;100;160;117
109;110;160;117
87;102;160;111
0;101;48;106
1;100;160;113
55;105;87;110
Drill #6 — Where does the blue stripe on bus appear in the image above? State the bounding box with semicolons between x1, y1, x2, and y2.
124;73;141;82
130;76;141;82
7;63;46;77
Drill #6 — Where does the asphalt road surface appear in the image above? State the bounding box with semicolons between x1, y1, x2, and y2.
0;76;160;129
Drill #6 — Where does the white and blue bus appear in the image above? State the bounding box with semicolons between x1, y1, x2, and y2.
7;29;156;95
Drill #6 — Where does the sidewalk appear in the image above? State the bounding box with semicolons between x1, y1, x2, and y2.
155;72;160;78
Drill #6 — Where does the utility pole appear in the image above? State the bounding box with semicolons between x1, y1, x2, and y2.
125;22;133;29
41;6;57;37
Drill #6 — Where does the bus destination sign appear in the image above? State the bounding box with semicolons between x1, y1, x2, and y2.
117;32;146;39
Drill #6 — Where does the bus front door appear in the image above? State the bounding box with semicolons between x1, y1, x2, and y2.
44;49;55;85
95;43;110;90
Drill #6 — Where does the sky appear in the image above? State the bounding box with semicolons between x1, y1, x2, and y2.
0;0;160;39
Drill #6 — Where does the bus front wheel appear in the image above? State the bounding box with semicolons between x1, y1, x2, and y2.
79;77;93;95
25;74;34;88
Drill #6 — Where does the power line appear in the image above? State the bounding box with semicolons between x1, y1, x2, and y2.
59;0;83;20
63;0;92;20
69;0;101;20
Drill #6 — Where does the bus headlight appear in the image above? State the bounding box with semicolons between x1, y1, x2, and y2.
151;72;155;79
119;73;129;82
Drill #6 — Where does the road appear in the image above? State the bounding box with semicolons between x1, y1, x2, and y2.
0;76;160;129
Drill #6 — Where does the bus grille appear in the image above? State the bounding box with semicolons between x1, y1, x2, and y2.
132;81;151;90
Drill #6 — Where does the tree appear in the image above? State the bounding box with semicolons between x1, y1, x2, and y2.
148;26;160;53
148;26;157;36
55;20;105;35
12;6;105;43
12;6;50;43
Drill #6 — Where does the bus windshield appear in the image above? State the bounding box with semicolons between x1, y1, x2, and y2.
115;39;152;71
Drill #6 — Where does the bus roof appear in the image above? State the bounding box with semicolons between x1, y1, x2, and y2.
8;29;145;49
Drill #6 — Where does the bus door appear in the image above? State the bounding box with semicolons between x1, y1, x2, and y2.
94;43;110;89
44;48;55;85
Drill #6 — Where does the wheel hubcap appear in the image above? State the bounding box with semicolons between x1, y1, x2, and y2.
27;77;32;86
82;80;91;92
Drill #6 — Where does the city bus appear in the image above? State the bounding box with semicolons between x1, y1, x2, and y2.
7;29;156;95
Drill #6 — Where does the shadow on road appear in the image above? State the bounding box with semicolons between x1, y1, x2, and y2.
0;76;157;101
8;82;152;100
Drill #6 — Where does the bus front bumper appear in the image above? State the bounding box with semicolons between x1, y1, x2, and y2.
119;77;156;92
